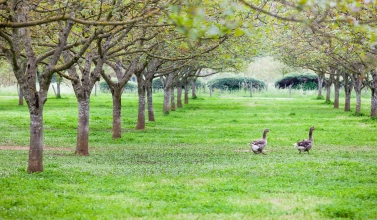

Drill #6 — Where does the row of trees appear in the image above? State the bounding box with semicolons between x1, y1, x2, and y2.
266;1;377;116
0;0;261;173
1;1;376;173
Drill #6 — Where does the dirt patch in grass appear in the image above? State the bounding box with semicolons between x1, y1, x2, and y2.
0;146;73;151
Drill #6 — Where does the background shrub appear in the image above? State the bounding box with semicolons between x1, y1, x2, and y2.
208;76;266;91
275;73;318;91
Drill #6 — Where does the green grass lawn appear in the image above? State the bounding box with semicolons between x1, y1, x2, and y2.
0;88;376;219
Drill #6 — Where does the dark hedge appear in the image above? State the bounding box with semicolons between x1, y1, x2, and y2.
275;73;319;91
207;77;266;91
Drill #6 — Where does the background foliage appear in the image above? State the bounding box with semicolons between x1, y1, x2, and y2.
208;76;266;91
275;73;319;91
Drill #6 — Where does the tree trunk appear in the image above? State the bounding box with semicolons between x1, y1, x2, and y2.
177;81;183;108
353;74;364;114
111;89;122;138
288;84;293;98
334;74;340;109
17;83;24;106
325;84;331;103
56;80;61;98
170;86;176;111
28;107;44;173
52;85;56;96
209;85;212;97
136;83;146;130
76;99;90;155
325;74;333;103
147;82;155;121
343;73;353;112
355;92;362;114
163;86;170;114
184;79;189;104
370;70;377;118
371;88;377;118
317;74;324;98
249;81;253;97
191;79;197;99
345;90;352;112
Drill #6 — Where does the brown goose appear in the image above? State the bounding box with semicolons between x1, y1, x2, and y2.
294;126;315;154
250;129;269;155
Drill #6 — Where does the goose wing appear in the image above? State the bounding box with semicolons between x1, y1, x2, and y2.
296;139;312;149
251;139;266;147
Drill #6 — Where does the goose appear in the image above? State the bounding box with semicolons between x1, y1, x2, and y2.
294;126;315;154
250;129;269;155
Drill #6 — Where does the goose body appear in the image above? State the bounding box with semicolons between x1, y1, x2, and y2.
294;126;315;154
250;129;269;154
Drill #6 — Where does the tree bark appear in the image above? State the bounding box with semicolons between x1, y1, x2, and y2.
136;76;146;130
56;79;61;98
17;83;24;106
76;99;90;155
371;88;377;118
111;89;122;138
170;86;176;111
147;81;155;121
325;84;331;103
343;73;353;112
352;73;364;114
249;81;253;97
28;105;44;173
184;79;189;104
192;78;197;99
161;73;175;114
163;85;170;114
370;70;377;118
177;80;183;108
52;85;56;96
325;74;333;103
334;74;341;109
317;73;324;98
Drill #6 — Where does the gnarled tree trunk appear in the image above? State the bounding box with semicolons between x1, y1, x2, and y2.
27;94;46;173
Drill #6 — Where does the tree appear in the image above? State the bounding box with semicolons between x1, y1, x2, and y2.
0;0;167;172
